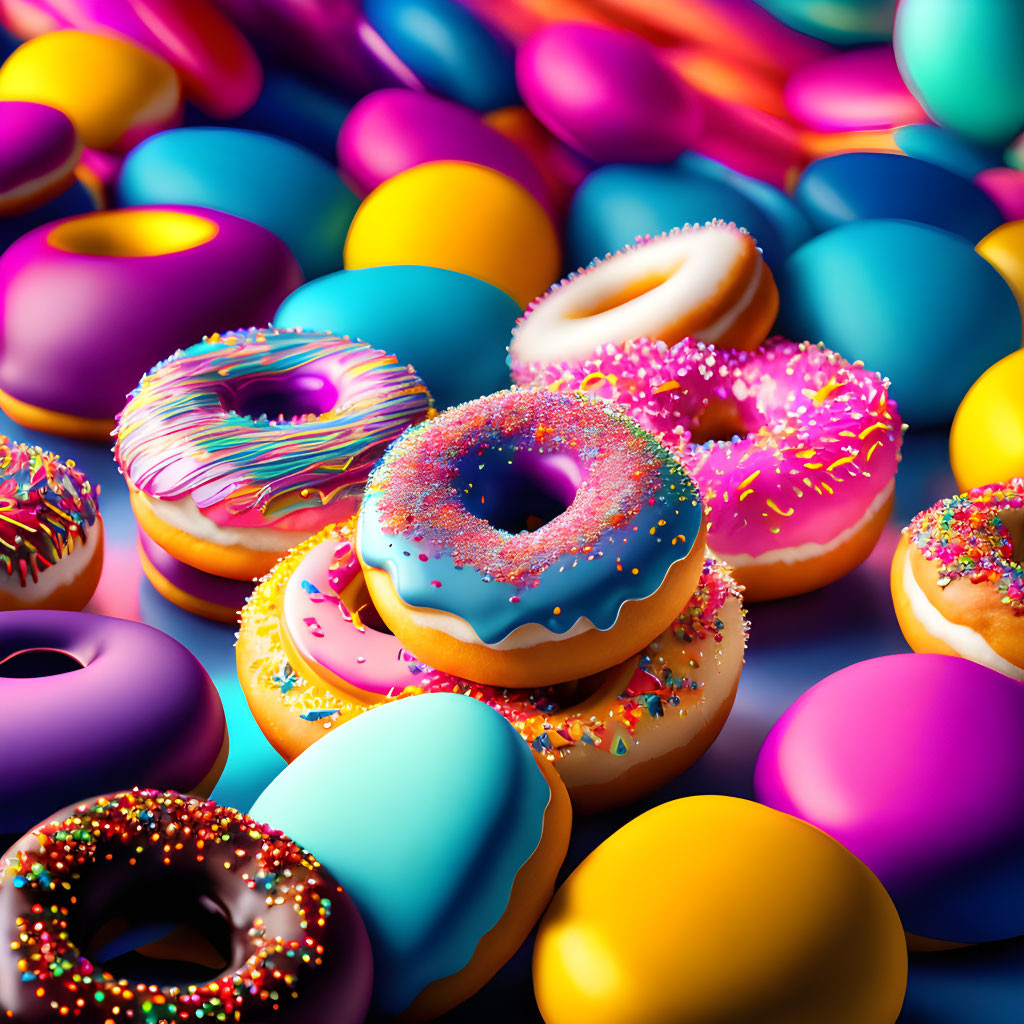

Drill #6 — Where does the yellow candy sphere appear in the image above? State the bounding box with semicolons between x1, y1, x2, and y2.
950;348;1024;491
0;30;181;153
534;796;907;1024
344;160;560;307
977;220;1024;341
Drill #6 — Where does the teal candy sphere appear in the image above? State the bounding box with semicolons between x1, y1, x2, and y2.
778;219;1021;426
895;0;1024;147
752;0;896;43
893;124;1001;179
118;127;359;278
250;693;563;1017
568;163;782;271
274;265;520;409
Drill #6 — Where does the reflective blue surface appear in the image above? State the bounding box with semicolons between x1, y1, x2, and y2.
1;405;1019;1021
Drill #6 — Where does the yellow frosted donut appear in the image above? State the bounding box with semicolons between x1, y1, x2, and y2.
344;160;561;307
0;30;181;152
950;348;1024;491
534;795;908;1024
977;220;1024;339
510;221;779;384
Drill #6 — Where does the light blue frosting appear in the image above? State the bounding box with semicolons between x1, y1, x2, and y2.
250;693;552;1015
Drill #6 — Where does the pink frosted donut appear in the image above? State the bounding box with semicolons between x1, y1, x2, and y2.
539;337;903;601
237;517;746;812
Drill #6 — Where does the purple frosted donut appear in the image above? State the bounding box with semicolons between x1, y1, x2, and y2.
536;337;903;601
137;530;256;623
0;611;227;835
0;206;301;439
0;101;80;215
0;788;372;1023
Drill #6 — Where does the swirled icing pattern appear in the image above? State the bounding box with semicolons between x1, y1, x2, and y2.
907;479;1024;611
357;388;703;644
0;438;99;584
114;327;431;527
534;337;902;558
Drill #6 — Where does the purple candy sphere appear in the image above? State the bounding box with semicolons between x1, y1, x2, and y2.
339;88;551;211
516;22;703;165
754;653;1024;943
0;101;79;209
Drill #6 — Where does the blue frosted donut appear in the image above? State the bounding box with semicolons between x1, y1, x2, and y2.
357;388;707;687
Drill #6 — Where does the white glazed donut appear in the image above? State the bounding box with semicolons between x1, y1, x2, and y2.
510;221;778;383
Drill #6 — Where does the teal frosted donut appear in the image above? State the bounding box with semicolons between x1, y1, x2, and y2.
357;388;707;688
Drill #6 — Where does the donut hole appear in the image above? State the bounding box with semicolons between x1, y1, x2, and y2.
455;450;584;534
341;573;393;635
568;265;682;319
47;209;219;257
688;398;751;445
78;880;234;987
0;647;84;677
223;372;339;422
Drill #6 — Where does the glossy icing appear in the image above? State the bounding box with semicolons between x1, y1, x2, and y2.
0;788;372;1023
357;388;703;645
250;693;553;1015
535;338;902;561
0;438;99;586
115;327;431;530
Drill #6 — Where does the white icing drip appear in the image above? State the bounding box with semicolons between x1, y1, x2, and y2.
715;480;894;568
901;548;1024;681
140;493;308;553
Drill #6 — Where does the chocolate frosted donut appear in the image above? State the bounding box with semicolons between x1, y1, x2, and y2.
0;612;227;835
0;789;372;1023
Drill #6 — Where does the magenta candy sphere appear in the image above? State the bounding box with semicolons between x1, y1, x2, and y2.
754;653;1024;944
516;22;702;164
784;45;927;132
0;205;302;428
338;89;550;211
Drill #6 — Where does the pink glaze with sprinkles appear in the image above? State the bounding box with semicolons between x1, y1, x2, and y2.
114;327;431;532
252;516;742;761
538;338;903;562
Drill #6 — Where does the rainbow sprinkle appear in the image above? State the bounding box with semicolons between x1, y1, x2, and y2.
907;480;1024;611
1;789;339;1022
114;328;431;523
0;438;99;585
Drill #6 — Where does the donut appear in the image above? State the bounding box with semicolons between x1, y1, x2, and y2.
0;438;102;612
0;101;80;216
510;223;779;386
891;480;1024;680
237;516;746;811
0;206;301;440
0;611;227;835
356;387;707;688
115;327;431;612
537;338;903;601
0;789;372;1023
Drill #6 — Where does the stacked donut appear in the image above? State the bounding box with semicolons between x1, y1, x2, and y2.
238;385;747;813
512;220;904;600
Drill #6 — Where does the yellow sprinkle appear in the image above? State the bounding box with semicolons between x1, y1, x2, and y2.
653;380;681;393
804;462;824;470
822;482;834;494
739;470;760;489
580;371;614;393
766;499;794;517
553;606;561;615
739;488;754;501
794;449;815;459
866;441;882;461
858;421;888;440
812;377;842;404
631;567;639;575
826;454;856;472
